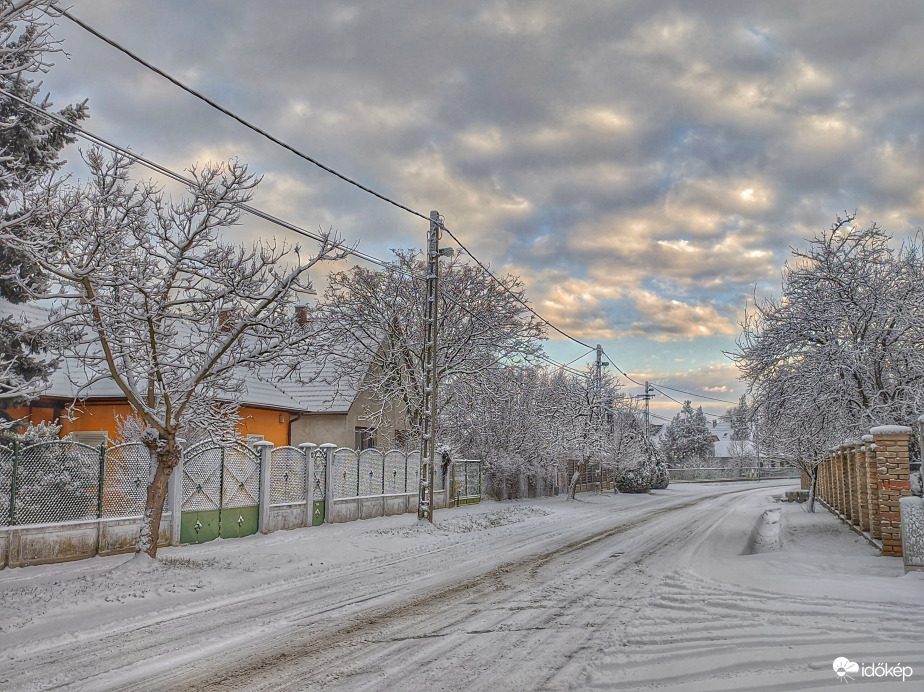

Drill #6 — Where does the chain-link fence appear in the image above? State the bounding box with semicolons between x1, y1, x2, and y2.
0;438;476;527
270;446;307;505
0;440;153;526
331;447;427;499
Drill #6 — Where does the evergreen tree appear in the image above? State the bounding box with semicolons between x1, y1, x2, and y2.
660;400;715;467
0;1;87;416
723;394;751;441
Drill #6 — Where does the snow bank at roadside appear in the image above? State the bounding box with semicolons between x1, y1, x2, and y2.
582;488;924;690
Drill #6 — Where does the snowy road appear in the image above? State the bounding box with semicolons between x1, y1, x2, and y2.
2;481;922;690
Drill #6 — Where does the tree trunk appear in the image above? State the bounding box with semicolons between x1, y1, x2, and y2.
806;467;817;513
568;464;584;500
137;435;181;558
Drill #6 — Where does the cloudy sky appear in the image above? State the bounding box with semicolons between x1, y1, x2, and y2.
34;0;924;422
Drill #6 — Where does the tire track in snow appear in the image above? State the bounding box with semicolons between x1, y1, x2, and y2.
0;483;787;691
146;486;766;691
581;530;924;690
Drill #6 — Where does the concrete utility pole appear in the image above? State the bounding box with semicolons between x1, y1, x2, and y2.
640;381;656;438
419;210;446;522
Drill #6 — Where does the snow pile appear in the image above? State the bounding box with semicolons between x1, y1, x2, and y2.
747;507;783;554
374;505;550;537
869;425;913;435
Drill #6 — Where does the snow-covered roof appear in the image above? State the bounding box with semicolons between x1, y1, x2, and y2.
2;299;362;414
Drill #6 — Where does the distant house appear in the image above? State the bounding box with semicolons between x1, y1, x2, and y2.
709;419;755;463
1;300;408;449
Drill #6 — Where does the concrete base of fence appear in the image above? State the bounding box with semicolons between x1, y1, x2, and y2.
267;503;308;533
329;492;417;523
326;489;451;524
0;514;173;569
899;496;924;573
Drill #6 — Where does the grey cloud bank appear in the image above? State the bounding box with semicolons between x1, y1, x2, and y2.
39;0;924;414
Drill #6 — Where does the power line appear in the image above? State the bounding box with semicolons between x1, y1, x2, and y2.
564;348;595;368
600;346;739;407
1;86;596;381
57;7;601;353
32;12;744;399
648;385;724;420
55;6;433;226
653;383;739;405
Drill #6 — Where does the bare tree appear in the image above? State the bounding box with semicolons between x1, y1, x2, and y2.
318;250;545;440
2;148;346;556
729;214;924;510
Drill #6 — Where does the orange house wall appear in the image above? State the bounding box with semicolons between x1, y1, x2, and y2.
8;402;290;446
237;407;289;447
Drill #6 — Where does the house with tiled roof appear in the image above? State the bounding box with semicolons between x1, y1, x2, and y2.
1;300;407;449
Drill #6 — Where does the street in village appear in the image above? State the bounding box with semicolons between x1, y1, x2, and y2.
1;480;921;691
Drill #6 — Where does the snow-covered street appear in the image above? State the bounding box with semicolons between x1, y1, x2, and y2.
1;481;921;691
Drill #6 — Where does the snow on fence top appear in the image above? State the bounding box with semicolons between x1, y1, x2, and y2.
869;425;913;435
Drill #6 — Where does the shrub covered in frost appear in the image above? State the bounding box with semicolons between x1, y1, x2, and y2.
650;460;670;490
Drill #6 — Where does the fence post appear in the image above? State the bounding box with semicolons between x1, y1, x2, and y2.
321;443;337;524
255;441;274;534
300;443;316;528
872;425;912;557
864;436;880;540
97;443;106;519
168;448;184;546
9;439;18;526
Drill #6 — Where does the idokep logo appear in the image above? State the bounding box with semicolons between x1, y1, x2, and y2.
832;657;914;684
833;658;859;683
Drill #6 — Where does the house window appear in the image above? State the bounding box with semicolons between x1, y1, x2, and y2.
245;434;265;447
72;431;109;448
354;427;376;451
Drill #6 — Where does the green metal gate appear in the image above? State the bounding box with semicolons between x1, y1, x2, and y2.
181;441;261;544
311;446;326;526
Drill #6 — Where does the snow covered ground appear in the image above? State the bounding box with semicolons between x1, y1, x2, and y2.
1;480;921;690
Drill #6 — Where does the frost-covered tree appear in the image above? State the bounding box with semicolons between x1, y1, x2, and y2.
1;148;347;556
318;250;545;439
660;400;715;468
443;363;563;499
723;395;751;441
443;360;661;498
0;0;86;415
731;214;924;509
735;215;924;436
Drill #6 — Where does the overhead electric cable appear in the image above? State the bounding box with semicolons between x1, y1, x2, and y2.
2;87;597;380
56;8;601;352
652;383;738;405
649;385;724;420
55;6;433;225
21;15;744;399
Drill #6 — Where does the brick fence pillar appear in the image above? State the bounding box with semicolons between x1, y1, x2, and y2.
865;439;881;540
850;442;862;527
872;426;912;557
838;447;848;516
856;442;870;532
815;459;825;500
844;444;856;523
